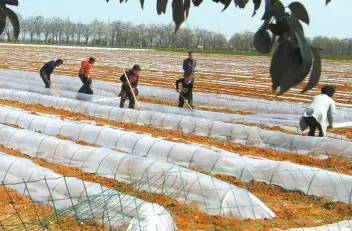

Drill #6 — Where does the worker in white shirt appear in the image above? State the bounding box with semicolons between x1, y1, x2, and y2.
300;85;336;137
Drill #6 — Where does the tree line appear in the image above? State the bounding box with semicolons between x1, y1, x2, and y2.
0;16;351;56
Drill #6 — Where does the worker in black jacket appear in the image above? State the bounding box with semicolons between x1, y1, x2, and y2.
39;59;63;88
183;51;196;78
119;65;141;109
176;75;194;109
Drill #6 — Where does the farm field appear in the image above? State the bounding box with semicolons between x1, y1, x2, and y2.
0;43;352;230
0;43;352;106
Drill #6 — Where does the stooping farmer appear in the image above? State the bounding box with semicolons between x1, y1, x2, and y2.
78;57;96;95
119;64;141;109
39;59;63;88
176;75;194;109
300;85;336;137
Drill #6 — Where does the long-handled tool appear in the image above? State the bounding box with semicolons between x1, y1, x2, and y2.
50;82;60;97
123;68;141;110
172;79;193;110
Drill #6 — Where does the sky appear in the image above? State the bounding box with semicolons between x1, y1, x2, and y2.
13;0;352;39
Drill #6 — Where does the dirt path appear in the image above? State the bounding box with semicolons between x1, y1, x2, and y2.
0;186;106;231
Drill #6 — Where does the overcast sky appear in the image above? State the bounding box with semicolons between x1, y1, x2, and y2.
14;0;351;39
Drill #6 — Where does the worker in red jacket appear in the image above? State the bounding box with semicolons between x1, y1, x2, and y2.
119;65;141;109
78;57;96;95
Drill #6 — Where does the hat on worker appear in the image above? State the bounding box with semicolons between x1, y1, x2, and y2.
132;64;141;71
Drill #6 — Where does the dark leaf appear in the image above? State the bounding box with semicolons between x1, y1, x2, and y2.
271;39;312;95
288;1;310;24
271;39;294;92
262;0;285;21
185;0;191;18
192;0;203;6
4;0;18;6
276;31;312;94
271;0;285;18
295;30;312;72
0;11;5;36
172;0;185;32
326;0;332;5
275;14;291;35
157;0;169;14
234;0;249;9
265;2;317;95
261;0;271;20
277;55;308;95
252;0;262;17
254;28;272;54
301;47;321;93
140;0;145;9
3;7;19;39
268;23;279;35
220;0;232;11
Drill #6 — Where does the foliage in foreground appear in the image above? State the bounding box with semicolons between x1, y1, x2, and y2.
107;0;334;94
0;0;19;38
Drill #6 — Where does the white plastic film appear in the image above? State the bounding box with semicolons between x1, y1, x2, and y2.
0;152;177;231
0;70;352;127
0;122;275;220
1;69;352;117
1;106;351;204
0;89;351;158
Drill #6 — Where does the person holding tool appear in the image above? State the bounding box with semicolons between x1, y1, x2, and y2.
119;64;141;109
78;57;96;95
175;75;194;109
39;59;63;88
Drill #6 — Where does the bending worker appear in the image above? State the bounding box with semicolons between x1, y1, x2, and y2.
39;59;63;88
176;75;194;109
119;65;141;109
300;85;336;137
78;57;96;95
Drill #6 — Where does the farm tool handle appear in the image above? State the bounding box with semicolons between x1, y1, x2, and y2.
123;68;141;110
172;80;193;110
50;83;60;97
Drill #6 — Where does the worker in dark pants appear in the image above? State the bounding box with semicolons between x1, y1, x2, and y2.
176;75;194;109
119;65;141;109
303;117;324;137
78;57;95;95
39;59;63;88
300;85;336;137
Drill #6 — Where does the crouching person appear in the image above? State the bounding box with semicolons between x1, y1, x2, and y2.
119;65;141;109
176;74;194;109
300;85;336;137
39;59;63;88
78;57;95;95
